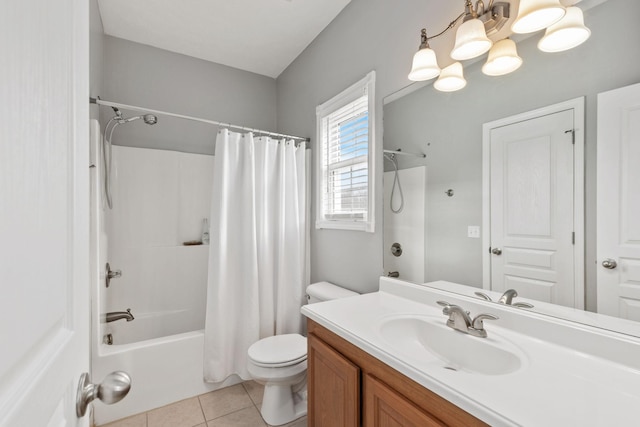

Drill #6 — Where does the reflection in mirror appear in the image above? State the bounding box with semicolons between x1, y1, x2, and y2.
383;150;426;283
382;0;640;330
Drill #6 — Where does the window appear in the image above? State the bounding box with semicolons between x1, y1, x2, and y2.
316;71;375;232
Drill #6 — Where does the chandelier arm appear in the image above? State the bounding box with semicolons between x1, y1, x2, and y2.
426;11;467;40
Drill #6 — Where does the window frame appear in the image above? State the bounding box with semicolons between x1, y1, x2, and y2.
315;71;376;232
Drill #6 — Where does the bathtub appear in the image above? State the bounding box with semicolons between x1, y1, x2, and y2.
89;121;234;425
103;308;202;345
92;329;241;425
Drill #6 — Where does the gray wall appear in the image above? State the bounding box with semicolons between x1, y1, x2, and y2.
276;0;640;298
276;0;440;294
102;36;277;155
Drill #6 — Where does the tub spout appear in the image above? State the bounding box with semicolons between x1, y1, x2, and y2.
104;309;134;323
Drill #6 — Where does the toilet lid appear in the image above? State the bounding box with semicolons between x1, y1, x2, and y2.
248;334;307;367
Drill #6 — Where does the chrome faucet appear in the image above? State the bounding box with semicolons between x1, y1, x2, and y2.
498;289;518;304
474;289;534;309
440;303;473;331
437;301;498;338
104;309;134;323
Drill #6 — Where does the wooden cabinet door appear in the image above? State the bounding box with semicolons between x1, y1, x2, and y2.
364;374;446;427
308;333;360;427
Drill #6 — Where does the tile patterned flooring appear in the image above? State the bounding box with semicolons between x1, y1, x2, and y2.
100;382;307;427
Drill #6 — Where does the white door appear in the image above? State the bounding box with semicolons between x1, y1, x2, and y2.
597;83;640;320
483;99;584;309
0;1;90;426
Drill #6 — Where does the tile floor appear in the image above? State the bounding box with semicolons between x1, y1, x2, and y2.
100;382;307;427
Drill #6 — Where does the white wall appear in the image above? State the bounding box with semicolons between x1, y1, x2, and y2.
276;0;640;302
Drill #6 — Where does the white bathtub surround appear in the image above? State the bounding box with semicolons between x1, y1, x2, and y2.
92;141;220;424
302;277;640;426
204;129;307;382
105;146;214;341
383;166;426;282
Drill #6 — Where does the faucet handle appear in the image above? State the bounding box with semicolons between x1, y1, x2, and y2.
474;291;493;301
436;300;450;307
472;313;499;330
512;302;534;309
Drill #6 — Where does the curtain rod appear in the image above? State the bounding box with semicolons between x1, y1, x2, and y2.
90;97;310;142
383;149;426;158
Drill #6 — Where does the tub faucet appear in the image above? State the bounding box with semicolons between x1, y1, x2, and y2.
104;309;134;323
437;301;498;338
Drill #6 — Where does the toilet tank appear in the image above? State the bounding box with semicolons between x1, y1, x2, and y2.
306;281;358;304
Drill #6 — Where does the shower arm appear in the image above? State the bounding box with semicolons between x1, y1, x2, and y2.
383;148;426;158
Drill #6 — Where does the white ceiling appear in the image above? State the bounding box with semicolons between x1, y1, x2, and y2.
97;0;352;78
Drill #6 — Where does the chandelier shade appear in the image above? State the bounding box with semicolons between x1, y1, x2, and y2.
408;46;441;81
538;6;591;52
482;38;523;76
511;0;566;34
407;1;591;91
451;18;493;61
434;62;467;92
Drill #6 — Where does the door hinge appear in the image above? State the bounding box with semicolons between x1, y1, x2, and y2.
572;232;575;244
565;129;575;144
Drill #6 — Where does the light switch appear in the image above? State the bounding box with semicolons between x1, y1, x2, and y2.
468;226;480;238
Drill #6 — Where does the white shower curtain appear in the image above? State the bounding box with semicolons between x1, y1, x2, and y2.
203;129;307;382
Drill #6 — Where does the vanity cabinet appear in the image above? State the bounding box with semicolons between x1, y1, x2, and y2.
307;319;488;427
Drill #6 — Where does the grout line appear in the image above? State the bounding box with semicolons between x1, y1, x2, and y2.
196;393;208;426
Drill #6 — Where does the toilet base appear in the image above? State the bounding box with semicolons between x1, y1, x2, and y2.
259;379;307;426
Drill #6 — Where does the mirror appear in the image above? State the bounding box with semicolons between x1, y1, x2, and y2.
382;0;640;332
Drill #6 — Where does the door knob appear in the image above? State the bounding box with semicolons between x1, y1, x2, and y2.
76;371;131;417
602;258;618;269
491;247;502;255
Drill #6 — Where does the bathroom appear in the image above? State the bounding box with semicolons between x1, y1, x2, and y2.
2;0;640;426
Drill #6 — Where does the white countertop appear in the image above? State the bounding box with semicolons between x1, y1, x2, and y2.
301;278;640;426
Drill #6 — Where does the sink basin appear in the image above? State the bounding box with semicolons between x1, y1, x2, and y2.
378;315;525;375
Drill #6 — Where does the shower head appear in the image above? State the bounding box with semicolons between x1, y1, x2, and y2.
120;114;158;125
142;114;158;125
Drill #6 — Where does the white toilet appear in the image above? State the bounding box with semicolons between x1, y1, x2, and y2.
247;281;358;426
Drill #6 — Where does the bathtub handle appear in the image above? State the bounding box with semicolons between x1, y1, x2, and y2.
106;262;122;288
76;371;131;417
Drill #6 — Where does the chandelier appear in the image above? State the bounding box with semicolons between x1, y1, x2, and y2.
408;0;591;91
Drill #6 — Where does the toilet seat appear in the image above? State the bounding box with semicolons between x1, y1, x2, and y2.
248;334;307;368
